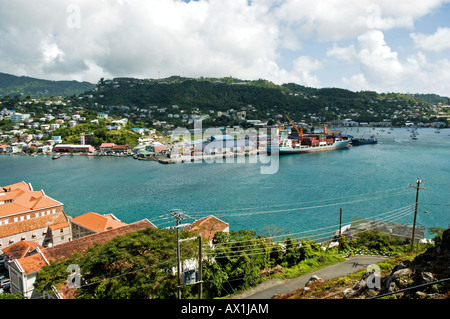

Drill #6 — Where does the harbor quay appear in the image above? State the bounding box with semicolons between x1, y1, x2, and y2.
168;122;280;174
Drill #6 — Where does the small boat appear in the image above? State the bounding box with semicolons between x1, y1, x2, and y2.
52;154;61;160
411;134;418;140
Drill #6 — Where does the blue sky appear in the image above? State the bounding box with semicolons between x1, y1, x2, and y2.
1;0;449;96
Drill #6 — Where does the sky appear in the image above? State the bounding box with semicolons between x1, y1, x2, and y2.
1;0;450;96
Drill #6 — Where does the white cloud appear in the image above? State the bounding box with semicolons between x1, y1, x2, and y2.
410;27;450;52
327;30;450;95
0;0;449;95
273;0;447;41
326;43;357;62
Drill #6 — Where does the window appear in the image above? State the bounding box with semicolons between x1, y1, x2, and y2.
14;217;18;222
20;216;24;221
60;229;64;233
27;215;30;219
35;213;39;217
52;209;56;214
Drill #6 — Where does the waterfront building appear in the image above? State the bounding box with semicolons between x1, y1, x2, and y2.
99;142;115;153
70;212;127;240
145;142;167;154
0;181;71;252
53;144;95;153
112;144;130;154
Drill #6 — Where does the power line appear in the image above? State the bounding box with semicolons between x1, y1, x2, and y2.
205;204;415;250
204;206;416;259
186;186;410;216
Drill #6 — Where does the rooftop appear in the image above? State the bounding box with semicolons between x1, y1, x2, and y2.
70;212;127;233
15;219;155;274
0;181;63;218
185;215;229;242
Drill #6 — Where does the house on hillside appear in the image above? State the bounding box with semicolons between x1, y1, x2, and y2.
349;217;425;244
184;215;229;246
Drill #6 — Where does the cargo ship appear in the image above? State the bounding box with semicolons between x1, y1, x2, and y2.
267;115;351;155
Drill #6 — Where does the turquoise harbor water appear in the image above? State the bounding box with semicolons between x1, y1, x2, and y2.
1;127;449;239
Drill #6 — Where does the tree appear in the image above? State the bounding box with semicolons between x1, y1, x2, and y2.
34;227;196;299
429;227;446;246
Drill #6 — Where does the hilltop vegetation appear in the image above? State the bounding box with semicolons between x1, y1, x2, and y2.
89;76;448;126
31;226;438;299
0;72;95;97
1;73;448;149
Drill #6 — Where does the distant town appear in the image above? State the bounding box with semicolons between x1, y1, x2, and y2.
0;84;448;160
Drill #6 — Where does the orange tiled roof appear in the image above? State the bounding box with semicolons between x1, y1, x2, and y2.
2;241;43;260
15;219;155;274
70;212;127;233
99;143;115;148
17;251;49;274
0;212;69;237
0;182;63;217
185;215;229;241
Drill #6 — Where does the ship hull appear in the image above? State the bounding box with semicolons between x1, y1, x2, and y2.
268;139;351;155
351;138;377;146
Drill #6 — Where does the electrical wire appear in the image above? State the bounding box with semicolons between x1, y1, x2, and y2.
204;205;416;259
186;186;410;216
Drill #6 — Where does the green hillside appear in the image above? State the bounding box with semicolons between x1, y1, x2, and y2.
89;76;448;125
0;72;95;97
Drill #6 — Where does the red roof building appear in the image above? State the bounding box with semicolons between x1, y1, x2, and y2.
70;212;128;239
7;219;155;298
185;215;229;245
0;181;70;251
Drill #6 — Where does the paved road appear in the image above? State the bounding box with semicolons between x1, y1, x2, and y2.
230;256;387;299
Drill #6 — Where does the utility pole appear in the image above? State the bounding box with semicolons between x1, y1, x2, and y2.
338;208;342;253
409;179;427;252
198;234;203;299
170;209;185;299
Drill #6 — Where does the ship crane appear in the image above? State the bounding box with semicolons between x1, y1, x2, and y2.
284;114;303;139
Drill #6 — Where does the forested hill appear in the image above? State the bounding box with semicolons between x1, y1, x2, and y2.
90;76;449;123
0;72;95;97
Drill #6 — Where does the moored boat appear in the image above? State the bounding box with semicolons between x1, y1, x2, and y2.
52;154;61;159
268;115;351;155
351;137;377;146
